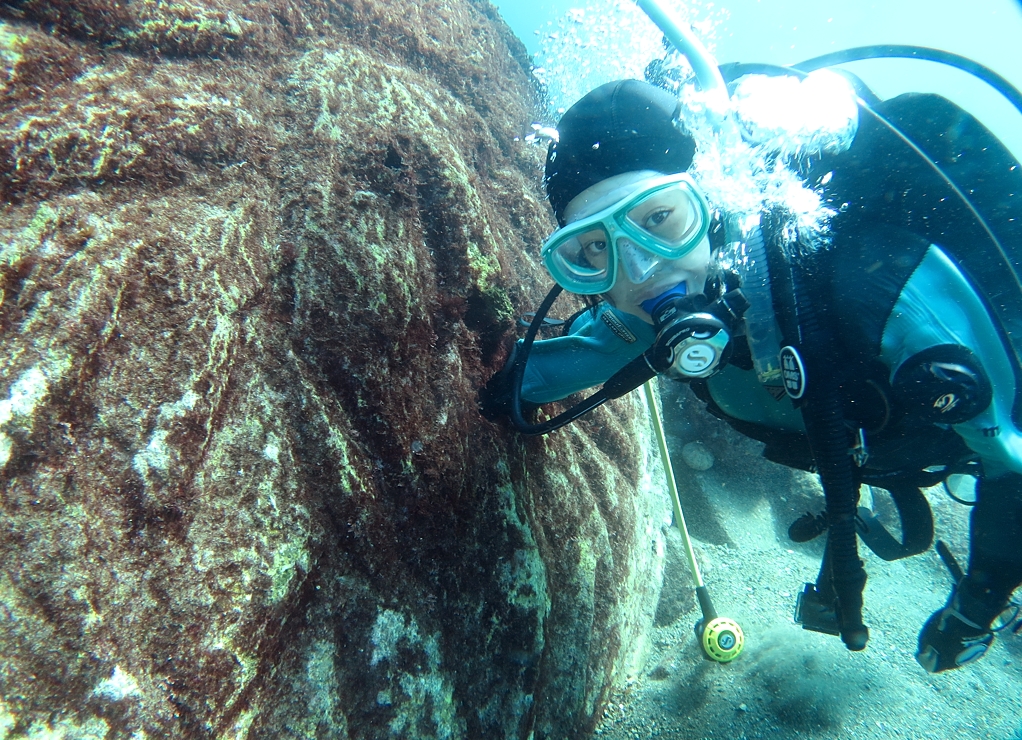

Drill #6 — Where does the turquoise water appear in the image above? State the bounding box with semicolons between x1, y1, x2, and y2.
492;0;1022;156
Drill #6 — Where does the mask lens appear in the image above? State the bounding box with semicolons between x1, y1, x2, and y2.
544;225;613;293
625;183;706;252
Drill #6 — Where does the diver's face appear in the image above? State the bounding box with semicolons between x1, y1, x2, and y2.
563;171;713;324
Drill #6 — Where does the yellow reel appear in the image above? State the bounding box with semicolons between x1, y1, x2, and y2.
700;617;745;663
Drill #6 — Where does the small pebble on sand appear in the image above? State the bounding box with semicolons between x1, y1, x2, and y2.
681;441;714;471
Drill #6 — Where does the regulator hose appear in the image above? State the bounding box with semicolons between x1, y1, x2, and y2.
508;285;658;436
792;45;1022;117
792;263;868;650
763;211;868;651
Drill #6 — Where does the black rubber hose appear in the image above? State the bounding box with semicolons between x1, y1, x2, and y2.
509;285;651;436
510;285;574;435
793;45;1022;118
790;260;869;651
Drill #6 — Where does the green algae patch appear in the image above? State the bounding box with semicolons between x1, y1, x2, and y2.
0;22;30;90
494;461;550;616
0;355;72;472
267;538;311;604
467;241;501;286
119;7;251;55
33;719;114;740
370;608;466;740
0;701;14;737
0;202;59;268
1;50;261;200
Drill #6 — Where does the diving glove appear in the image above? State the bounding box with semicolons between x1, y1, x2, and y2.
478;343;537;422
916;586;995;673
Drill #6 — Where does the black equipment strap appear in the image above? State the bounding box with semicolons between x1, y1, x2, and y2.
856;484;934;561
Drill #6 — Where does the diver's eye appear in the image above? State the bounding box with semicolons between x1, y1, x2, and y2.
582;240;607;256
644;208;673;229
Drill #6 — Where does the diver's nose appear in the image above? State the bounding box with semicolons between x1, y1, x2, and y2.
617;238;662;284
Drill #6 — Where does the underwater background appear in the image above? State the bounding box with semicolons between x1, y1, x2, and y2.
0;0;1020;739
495;0;1022;156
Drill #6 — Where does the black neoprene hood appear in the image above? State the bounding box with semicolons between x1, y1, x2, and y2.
545;79;697;226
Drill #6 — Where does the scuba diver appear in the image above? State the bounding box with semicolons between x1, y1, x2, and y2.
480;58;1022;673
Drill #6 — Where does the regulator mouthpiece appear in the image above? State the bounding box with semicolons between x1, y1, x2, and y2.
641;282;688;318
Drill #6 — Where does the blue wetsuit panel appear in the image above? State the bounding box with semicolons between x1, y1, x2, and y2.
881;245;1022;476
705;365;806;434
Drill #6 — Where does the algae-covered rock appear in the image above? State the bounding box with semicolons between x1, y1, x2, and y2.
0;2;670;738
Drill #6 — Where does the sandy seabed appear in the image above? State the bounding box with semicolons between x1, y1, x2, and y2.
596;386;1022;740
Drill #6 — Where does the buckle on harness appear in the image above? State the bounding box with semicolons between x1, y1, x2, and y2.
851;427;869;467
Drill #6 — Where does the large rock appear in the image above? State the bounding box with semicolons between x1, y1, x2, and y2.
0;2;670;738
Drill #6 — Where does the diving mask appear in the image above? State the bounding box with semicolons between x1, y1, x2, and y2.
541;173;711;295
